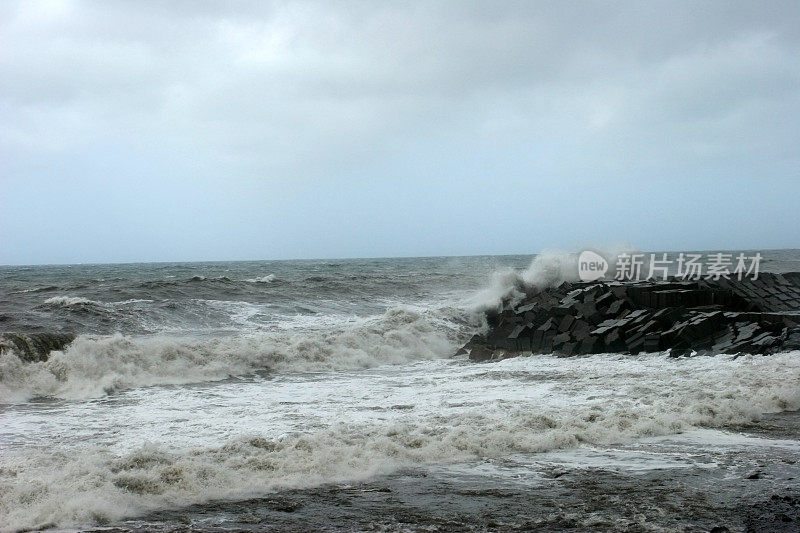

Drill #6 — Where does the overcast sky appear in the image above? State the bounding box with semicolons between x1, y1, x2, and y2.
1;1;798;264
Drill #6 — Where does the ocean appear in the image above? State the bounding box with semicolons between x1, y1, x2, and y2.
1;252;799;531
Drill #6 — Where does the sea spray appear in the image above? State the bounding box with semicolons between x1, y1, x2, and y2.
467;247;634;311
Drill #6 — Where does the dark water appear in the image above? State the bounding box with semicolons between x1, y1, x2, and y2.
0;256;529;336
3;250;798;337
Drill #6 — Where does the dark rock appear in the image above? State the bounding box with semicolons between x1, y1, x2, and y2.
610;284;628;298
552;332;571;349
486;324;515;350
783;327;800;350
515;303;536;314
455;334;485;356
463;272;800;360
558;315;575;332
576;301;599;323
508;324;534;351
558;341;577;356
643;332;661;352
604;328;625;351
468;345;493;362
530;329;544;352
541;331;556;353
578;335;599;354
605;299;627;317
552;303;576;316
571;319;591;339
595;291;615;308
538;317;556;330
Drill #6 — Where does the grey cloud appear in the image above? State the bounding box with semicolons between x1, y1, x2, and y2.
1;1;798;263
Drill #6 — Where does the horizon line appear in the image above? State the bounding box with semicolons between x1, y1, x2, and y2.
2;247;797;269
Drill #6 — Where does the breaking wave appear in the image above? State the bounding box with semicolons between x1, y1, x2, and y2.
1;351;798;530
0;307;467;402
468;247;635;311
188;275;232;283
244;274;276;283
42;296;101;307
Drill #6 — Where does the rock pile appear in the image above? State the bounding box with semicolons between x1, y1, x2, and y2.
461;273;800;361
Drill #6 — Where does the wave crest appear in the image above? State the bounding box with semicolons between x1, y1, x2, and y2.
43;296;101;307
244;274;276;283
0;307;465;402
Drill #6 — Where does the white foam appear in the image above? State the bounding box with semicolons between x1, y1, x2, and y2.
1;351;798;530
42;296;99;306
110;299;155;306
0;307;464;402
468;246;635;311
244;274;276;283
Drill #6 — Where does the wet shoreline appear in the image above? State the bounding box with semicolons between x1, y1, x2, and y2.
92;411;800;533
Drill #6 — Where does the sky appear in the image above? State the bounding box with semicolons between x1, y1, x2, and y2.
1;0;798;265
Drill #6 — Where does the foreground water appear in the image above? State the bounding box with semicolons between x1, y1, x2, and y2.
1;253;799;531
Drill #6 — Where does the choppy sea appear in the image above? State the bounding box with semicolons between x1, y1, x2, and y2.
1;252;799;531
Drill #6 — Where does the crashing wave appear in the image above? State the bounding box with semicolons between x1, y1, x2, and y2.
1;351;798;530
467;247;635;312
0;307;466;402
43;296;101;307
